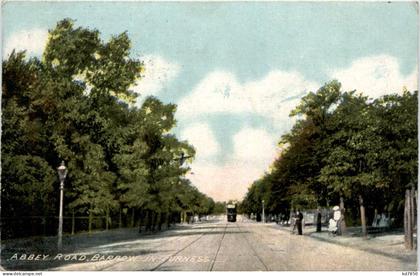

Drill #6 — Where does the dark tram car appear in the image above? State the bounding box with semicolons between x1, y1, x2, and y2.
227;204;237;222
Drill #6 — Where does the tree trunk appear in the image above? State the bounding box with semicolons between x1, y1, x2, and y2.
339;197;346;234
43;216;47;237
71;209;75;235
157;212;162;231
408;189;413;250
166;213;170;229
119;207;122;229
88;210;92;234
404;190;408;248
416;189;418;236
151;211;156;231
359;195;367;239
138;210;143;233
145;210;151;232
131;208;135;228
410;186;415;233
405;189;413;250
106;208;109;231
373;208;378;226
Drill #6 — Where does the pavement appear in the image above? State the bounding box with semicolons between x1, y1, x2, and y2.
272;222;417;267
1;216;418;271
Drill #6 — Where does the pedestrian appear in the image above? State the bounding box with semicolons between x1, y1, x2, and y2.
316;208;322;232
296;210;303;235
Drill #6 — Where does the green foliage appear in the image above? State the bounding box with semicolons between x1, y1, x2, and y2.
2;19;214;237
212;202;226;214
242;81;417;224
2;155;56;215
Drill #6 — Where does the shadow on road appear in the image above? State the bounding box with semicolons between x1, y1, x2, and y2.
1;249;167;271
1;222;247;271
308;233;417;263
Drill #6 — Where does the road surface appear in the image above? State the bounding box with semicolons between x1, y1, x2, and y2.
38;216;415;271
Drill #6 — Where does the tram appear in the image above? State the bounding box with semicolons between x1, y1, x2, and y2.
227;204;237;222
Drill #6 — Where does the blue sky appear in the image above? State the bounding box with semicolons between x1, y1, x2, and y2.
3;1;418;201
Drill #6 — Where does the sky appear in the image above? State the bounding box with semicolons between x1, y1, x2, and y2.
2;1;418;202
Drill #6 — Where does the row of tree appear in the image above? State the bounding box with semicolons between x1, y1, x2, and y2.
2;19;219;239
241;81;417;226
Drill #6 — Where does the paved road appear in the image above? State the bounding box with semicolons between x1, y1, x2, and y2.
43;216;415;271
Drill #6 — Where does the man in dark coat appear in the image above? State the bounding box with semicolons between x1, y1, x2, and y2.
316;208;322;232
296;210;303;235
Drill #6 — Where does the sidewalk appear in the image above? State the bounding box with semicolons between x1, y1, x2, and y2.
272;223;417;265
2;224;182;251
0;223;188;271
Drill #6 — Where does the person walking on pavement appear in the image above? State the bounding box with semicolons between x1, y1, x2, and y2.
296;210;303;235
316;208;322;232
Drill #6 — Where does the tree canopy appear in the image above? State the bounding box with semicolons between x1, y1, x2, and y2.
2;19;218;238
241;81;417;225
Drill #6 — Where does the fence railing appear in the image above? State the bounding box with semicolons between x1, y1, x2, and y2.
1;210;187;240
1;215;129;240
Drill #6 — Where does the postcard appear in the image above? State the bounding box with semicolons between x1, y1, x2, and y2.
1;0;418;272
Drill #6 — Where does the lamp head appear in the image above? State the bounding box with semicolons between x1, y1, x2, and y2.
57;161;67;182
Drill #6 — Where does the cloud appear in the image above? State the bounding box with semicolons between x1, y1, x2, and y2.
3;28;49;58
232;127;278;165
331;55;418;98
176;70;318;200
186;127;279;202
133;55;180;105
176;70;319;129
178;54;417;201
180;123;220;160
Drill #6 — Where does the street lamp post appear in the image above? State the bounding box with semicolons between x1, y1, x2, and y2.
57;161;67;251
262;200;265;223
